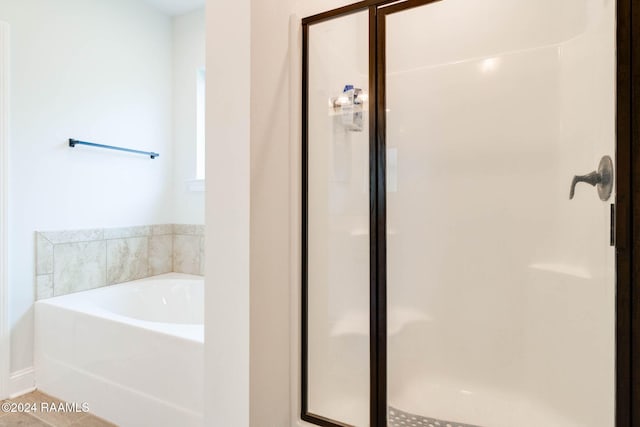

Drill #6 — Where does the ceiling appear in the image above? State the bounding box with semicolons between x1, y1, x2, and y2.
142;0;205;16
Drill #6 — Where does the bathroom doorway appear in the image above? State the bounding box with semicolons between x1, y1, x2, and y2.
0;1;206;425
301;0;638;426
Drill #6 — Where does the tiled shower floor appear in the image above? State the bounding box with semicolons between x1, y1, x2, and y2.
388;407;481;427
0;391;116;427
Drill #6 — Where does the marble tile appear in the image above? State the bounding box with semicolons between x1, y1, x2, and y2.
173;224;204;236
36;275;53;300
70;415;117;427
11;391;86;427
149;235;173;275
40;229;103;245
35;234;53;275
151;224;173;235
37;223;207;298
199;236;205;275
53;241;106;296
103;226;150;240
173;235;201;275
0;413;49;427
3;392;117;427
106;237;148;285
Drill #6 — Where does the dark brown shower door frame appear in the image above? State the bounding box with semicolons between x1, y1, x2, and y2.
301;0;639;426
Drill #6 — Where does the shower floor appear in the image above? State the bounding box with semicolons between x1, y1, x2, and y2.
389;407;481;427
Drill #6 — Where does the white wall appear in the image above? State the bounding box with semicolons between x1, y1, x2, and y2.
173;8;205;225
205;0;250;425
0;21;9;400
249;0;295;425
203;0;304;424
0;0;173;376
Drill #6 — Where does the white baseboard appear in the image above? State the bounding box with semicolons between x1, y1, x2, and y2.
9;367;35;398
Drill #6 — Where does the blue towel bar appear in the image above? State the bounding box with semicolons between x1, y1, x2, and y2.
69;139;159;159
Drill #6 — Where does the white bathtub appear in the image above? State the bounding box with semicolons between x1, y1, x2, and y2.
34;273;204;427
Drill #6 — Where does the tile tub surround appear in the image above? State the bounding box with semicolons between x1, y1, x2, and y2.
35;224;204;299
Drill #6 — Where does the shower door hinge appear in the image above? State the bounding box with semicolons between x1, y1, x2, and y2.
610;203;615;247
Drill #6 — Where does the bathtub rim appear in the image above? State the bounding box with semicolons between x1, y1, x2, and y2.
35;272;204;344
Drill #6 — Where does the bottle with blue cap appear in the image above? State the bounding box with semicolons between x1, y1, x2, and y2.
341;84;355;127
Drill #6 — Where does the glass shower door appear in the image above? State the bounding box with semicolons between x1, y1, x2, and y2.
304;10;370;427
383;1;616;426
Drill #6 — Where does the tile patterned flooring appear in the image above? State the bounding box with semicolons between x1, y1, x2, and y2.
0;391;116;427
388;406;481;427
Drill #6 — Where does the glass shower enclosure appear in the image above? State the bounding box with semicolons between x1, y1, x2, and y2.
302;0;619;426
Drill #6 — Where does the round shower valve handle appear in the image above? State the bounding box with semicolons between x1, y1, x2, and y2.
569;155;614;201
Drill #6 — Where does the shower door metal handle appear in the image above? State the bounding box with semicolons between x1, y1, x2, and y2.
570;172;602;198
569;155;614;201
